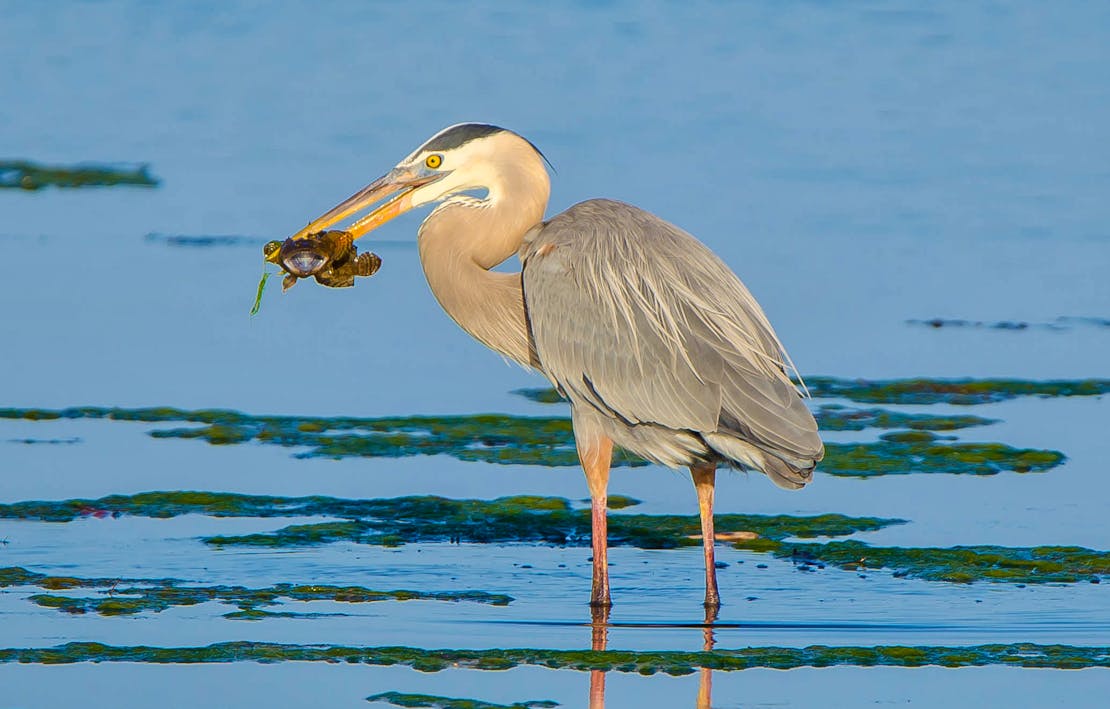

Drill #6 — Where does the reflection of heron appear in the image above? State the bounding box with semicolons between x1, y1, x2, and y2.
587;605;718;708
590;606;609;709
698;606;719;709
290;123;823;607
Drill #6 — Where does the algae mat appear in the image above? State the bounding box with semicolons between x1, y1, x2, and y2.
0;566;512;619
3;492;1106;585
368;692;558;709
0;491;898;549
0;394;1068;476
0;160;159;190
1;642;1106;671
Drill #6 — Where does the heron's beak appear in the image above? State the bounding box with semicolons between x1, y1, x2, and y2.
288;167;444;241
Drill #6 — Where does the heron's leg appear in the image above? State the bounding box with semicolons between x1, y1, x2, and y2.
576;432;613;607
691;463;720;607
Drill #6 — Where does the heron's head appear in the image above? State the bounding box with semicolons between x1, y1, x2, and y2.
289;123;550;241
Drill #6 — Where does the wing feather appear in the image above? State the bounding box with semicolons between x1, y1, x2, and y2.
522;199;822;466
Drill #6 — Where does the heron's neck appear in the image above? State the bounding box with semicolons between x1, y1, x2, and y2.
417;178;548;368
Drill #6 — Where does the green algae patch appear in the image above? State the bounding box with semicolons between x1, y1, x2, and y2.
814;405;996;432
0;490;899;551
0;160;159;190
823;432;1065;477
195;499;898;551
605;495;640;510
221;609;347;620
0;567;51;586
23;583;512;617
0;642;1105;671
733;540;1110;585
14;493;1103;585
0;405;594;468
1;566;512;617
0;404;1064;477
368;692;558;709
805;377;1110;405
0;491;612;524
9;493;1098;586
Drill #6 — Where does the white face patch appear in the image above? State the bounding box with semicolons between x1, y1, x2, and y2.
404;138;509;208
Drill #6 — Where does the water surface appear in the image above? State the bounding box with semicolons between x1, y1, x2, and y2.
1;1;1108;706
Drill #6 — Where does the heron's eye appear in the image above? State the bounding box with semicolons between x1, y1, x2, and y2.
425;154;443;169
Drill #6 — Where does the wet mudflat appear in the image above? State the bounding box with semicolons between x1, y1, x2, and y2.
3;1;1109;707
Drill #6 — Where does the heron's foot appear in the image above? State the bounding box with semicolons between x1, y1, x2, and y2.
590;603;612;624
703;576;721;608
703;580;721;609
589;594;613;608
703;604;720;627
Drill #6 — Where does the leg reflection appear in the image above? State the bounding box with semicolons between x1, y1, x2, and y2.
697;605;718;709
589;604;610;709
585;606;717;708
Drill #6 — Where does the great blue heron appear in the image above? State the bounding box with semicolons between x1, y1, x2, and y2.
289;123;824;608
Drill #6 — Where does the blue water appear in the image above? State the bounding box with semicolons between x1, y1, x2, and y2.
1;2;1108;706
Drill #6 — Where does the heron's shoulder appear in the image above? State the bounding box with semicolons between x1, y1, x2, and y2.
536;198;695;249
551;198;663;226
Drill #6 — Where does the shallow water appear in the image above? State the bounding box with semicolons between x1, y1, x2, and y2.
2;1;1108;706
2;664;1108;709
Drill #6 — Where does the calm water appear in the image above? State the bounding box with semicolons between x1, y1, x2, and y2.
1;1;1108;706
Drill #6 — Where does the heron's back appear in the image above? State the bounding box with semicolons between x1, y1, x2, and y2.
521;199;823;488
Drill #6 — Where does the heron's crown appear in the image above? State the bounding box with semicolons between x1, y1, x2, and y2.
418;123;552;172
422;123;505;152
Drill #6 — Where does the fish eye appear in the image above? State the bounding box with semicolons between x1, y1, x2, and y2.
425;154;443;169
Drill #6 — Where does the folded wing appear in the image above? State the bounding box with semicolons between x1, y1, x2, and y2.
522;199;823;473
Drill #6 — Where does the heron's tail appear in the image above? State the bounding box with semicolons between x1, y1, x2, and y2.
757;452;817;490
701;433;819;490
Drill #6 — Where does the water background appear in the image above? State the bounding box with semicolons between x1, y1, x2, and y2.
1;2;1108;706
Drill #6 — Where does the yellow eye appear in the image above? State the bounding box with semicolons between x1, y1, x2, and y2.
425;154;443;169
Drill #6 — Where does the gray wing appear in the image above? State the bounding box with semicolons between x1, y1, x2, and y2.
521;198;822;466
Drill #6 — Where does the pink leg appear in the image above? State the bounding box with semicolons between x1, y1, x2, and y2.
691;464;720;607
576;432;613;607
